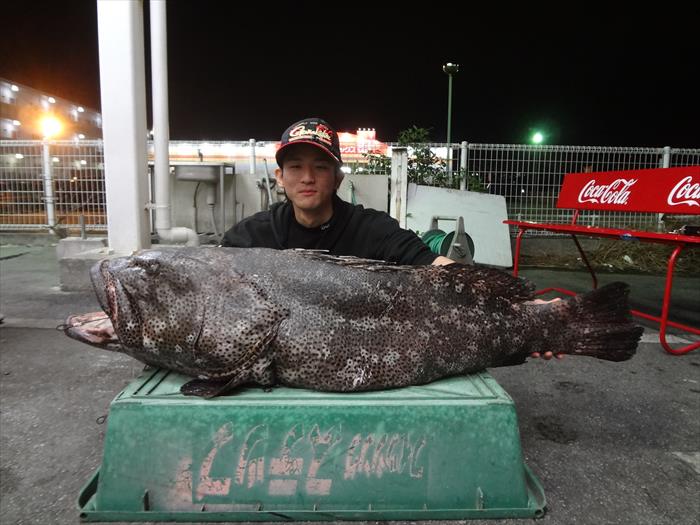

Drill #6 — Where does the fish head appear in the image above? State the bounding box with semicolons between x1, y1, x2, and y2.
90;250;207;354
65;248;288;377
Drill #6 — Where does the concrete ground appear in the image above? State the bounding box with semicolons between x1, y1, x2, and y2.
1;243;698;525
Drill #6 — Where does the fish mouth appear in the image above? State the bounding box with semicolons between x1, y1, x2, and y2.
64;258;125;351
90;259;118;319
62;312;122;351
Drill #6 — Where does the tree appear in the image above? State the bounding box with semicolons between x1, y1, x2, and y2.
363;126;484;191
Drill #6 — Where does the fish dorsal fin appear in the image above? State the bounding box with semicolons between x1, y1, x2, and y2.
432;264;536;302
288;249;413;272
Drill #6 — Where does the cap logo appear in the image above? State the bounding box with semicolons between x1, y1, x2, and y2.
289;123;334;146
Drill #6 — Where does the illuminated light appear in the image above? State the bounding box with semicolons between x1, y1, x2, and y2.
80;160;87;165
11;84;19;92
12;120;21;126
531;132;544;144
52;157;60;163
39;115;63;138
71;176;78;182
48;96;56;104
78;133;85;139
15;153;24;159
340;166;351;174
77;106;85;112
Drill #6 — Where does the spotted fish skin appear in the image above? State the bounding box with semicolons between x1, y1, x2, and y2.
67;247;642;395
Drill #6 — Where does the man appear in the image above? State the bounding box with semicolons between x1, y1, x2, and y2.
222;117;453;266
223;118;561;361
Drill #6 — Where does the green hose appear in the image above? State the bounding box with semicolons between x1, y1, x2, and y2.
422;229;453;256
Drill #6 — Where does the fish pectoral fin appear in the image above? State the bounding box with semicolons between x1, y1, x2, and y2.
180;374;246;398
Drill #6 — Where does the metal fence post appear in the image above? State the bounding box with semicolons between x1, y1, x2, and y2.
460;141;468;190
662;146;671;168
41;139;56;228
658;146;672;230
390;147;408;229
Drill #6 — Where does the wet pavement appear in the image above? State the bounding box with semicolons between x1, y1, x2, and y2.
1;243;698;525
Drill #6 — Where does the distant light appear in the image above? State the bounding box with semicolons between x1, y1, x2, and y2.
531;132;544;144
52;157;60;163
78;133;85;139
340;166;351;174
15;153;24;159
39;115;62;138
80;159;87;165
12;120;21;126
77;106;85;113
11;84;19;92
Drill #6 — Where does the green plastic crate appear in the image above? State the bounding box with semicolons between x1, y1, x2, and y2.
78;369;545;521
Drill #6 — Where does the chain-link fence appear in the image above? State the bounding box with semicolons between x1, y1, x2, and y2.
462;144;700;233
1;140;698;235
0;140;106;232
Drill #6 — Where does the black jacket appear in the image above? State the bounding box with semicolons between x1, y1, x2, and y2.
222;195;437;265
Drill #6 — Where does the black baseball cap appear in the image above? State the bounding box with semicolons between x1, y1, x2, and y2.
275;117;342;167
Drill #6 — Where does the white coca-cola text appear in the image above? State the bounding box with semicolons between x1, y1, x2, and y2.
667;176;700;207
578;178;637;205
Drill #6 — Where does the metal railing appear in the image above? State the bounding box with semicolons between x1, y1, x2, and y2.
462;144;700;233
1;140;698;235
1;140;107;232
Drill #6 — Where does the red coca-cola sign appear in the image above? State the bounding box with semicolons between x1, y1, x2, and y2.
557;166;700;213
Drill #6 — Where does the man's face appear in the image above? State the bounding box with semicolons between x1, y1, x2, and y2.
275;144;342;214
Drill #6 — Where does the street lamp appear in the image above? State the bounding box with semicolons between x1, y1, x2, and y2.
443;62;459;175
531;131;545;144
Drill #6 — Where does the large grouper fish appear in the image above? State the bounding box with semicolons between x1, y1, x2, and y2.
63;247;643;397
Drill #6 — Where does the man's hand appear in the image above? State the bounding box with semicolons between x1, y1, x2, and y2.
530;351;565;360
431;256;456;266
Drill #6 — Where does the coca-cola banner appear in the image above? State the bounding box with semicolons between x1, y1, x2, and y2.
557;166;700;213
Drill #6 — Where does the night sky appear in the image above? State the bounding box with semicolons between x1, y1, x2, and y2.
2;1;698;147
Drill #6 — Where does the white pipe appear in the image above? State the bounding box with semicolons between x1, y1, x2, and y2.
97;0;151;252
149;0;198;246
249;139;256;175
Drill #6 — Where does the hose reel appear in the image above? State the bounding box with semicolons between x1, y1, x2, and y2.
421;216;474;265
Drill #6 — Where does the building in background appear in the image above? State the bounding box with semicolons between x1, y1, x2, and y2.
0;78;102;140
338;128;387;162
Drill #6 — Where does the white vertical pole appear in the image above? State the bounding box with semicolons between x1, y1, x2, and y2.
459;141;468;190
151;0;171;234
390;147;409;229
149;0;198;245
41;140;56;228
97;0;150;252
659;146;672;230
249;139;256;175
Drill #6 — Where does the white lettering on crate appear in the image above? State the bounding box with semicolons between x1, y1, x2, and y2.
191;422;428;501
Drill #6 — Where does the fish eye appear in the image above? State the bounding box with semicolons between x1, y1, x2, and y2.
145;260;160;274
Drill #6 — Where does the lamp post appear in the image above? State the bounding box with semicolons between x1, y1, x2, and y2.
443;62;459;177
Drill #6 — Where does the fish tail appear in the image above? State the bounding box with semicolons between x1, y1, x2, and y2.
556;282;643;361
